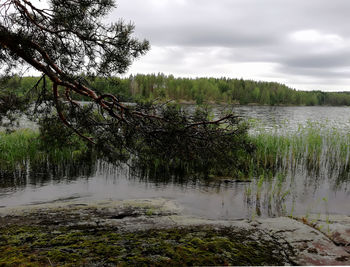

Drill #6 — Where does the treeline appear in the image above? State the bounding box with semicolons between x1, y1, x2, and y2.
3;74;350;106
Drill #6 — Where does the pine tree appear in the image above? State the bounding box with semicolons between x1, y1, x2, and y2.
0;0;254;177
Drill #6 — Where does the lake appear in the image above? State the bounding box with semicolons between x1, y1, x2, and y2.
1;105;350;220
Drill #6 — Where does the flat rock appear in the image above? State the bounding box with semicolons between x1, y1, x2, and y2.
1;199;350;265
297;214;350;246
252;217;350;265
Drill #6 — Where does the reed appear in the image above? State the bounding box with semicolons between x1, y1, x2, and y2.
250;121;350;179
0;129;89;170
242;121;350;217
2;121;349;181
0;129;39;168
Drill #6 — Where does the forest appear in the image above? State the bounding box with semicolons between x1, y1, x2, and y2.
5;73;350;106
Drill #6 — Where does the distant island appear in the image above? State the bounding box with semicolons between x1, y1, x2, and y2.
5;74;350;106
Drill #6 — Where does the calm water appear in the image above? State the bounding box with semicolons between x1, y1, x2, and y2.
1;105;350;219
219;105;350;132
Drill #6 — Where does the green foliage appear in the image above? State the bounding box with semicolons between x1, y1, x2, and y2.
38;117;86;150
86;74;350;106
0;0;149;78
3;74;350;106
92;103;256;178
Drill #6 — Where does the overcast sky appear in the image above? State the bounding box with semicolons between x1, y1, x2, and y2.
107;0;350;91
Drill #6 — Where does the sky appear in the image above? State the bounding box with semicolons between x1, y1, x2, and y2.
109;0;350;92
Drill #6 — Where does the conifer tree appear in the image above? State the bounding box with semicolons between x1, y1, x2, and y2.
0;0;254;177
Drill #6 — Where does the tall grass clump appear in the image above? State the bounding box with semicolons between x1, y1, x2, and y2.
0;129;40;169
250;121;350;180
0;128;90;171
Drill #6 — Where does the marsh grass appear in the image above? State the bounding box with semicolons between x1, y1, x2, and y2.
243;121;350;218
0;129;89;170
250;121;350;179
2;120;349;180
0;130;39;168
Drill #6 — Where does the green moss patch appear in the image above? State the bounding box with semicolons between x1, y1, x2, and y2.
0;224;291;266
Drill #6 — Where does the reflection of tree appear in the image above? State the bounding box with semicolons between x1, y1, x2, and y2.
0;154;98;190
0;153;230;191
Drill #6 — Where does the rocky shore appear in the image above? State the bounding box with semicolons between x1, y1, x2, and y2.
0;199;349;266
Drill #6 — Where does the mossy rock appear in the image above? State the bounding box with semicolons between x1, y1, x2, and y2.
0;225;291;266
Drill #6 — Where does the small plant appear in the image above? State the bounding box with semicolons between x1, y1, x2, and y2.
289;201;295;218
256;175;264;199
251;210;256;221
322;197;331;235
244;184;252;198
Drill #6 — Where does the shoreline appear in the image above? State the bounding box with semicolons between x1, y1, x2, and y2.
1;199;349;265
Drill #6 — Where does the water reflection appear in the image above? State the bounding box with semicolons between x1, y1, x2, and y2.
0;151;349;220
0;156;98;190
1;106;350;219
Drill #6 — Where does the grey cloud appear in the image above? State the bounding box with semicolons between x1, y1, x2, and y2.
282;52;350;69
115;0;350;47
277;65;350;79
112;0;350;90
144;27;278;47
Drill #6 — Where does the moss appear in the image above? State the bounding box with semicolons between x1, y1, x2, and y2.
145;208;154;216
0;224;291;266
